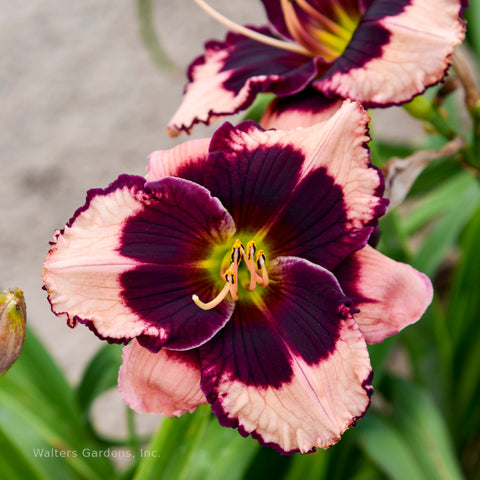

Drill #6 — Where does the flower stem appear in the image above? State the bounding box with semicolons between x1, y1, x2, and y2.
126;406;141;460
403;96;456;140
137;0;176;71
133;406;211;480
452;49;480;111
451;48;480;165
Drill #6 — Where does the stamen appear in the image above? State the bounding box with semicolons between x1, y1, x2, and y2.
192;0;311;56
244;240;261;291
293;0;352;40
225;268;239;301
229;239;243;299
193;239;269;310
224;269;235;284
256;250;265;270
280;0;339;59
333;3;358;32
246;240;256;262
230;239;244;265
256;250;269;287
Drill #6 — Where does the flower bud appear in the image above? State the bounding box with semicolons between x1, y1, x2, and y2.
0;288;26;376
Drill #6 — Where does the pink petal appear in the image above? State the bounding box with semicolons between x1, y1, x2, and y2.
167;30;317;136
43;175;236;347
43;176;158;340
260;89;343;130
316;0;465;106
146;137;210;184
203;102;386;270
274;100;381;196
200;257;373;454
167;62;235;136
202;315;372;454
335;245;434;344
264;101;387;267
119;339;207;416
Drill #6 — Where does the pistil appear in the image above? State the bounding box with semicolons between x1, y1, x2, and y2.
192;0;311;56
193;269;236;310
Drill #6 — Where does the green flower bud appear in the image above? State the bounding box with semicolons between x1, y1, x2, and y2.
0;288;26;376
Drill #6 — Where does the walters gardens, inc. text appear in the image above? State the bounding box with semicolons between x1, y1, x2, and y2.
32;448;161;459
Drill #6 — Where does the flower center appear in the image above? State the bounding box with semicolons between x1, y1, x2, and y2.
193;239;269;310
280;0;361;61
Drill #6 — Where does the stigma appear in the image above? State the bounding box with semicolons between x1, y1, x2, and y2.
192;239;269;310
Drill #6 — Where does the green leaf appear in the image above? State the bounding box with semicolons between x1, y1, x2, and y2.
133;406;209;480
244;446;291;480
454;327;480;436
0;426;45;480
134;406;258;480
3;327;81;425
0;390;107;480
410;178;480;277
388;378;464;480
399;298;452;406
76;343;123;414
186;416;258;480
402;172;476;236
367;336;397;386
282;450;329;480
0;328;117;479
406;153;463;198
465;2;480;56
444;205;480;445
377;209;411;263
360;378;464;480
242;94;276;123
446;204;480;349
357;414;426;480
370;140;414;168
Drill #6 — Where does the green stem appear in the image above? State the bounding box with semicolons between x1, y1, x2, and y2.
403;96;480;171
470;113;480;167
403;96;456;140
136;0;176;71
127;407;141;460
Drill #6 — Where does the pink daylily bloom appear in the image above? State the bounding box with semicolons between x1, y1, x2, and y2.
43;101;432;454
259;88;344;130
168;0;466;136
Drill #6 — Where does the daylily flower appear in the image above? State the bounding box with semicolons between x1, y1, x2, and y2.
167;0;466;136
43;101;432;454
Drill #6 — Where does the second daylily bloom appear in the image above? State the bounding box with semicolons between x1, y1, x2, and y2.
43;101;432;454
168;0;466;135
